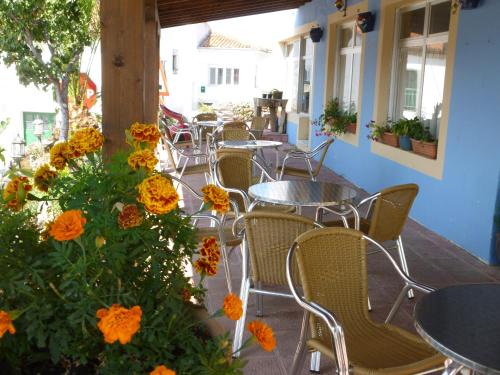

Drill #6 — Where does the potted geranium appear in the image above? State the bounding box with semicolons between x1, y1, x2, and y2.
314;98;356;136
0;125;274;374
411;124;438;159
392;117;422;151
367;120;399;147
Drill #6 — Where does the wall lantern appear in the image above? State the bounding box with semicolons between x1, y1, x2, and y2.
356;11;376;33
11;134;26;168
459;0;480;9
310;26;324;43
32;118;44;143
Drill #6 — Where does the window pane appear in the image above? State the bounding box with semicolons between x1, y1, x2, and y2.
429;1;451;34
287;40;300;58
217;68;223;85
400;7;425;39
301;58;312;113
421;42;447;136
285;59;299;112
340;26;354;48
226;68;231;84
395;46;423;119
337;54;353;109
349;52;361;112
209;68;216;84
233;68;239;85
304;37;313;57
354;25;362;47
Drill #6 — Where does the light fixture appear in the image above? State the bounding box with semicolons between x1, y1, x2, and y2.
310;26;324;43
11;134;26;168
356;11;376;33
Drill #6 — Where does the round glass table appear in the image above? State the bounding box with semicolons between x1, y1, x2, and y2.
414;283;500;374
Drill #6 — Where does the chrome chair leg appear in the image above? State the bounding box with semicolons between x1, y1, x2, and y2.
290;311;310;375
232;277;250;358
396;236;414;299
310;351;321;373
220;243;232;293
256;281;264;317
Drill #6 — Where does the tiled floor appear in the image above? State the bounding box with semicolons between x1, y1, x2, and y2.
171;144;500;375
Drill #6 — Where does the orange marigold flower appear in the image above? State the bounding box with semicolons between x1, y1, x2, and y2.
127;148;158;172
137;175;179;215
201;184;230;214
247;320;276;352
49;210;86;241
49;141;70;170
181;288;192;302
0;310;15;338
34;164;58;192
118;204;144;229
199;237;220;264
223;293;243;321
68;128;104;156
130;123;161;149
193;257;217;276
96;304;142;345
2;176;31;211
150;365;176;375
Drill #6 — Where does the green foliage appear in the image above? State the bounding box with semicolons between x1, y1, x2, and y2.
198;103;216;114
313;98;357;136
391;117;423;138
366;120;392;141
231;103;254;122
0;146;243;373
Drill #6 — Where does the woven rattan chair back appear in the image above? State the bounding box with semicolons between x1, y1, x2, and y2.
368;184;419;243
194;112;217;122
294;227;369;349
250;117;266;131
312;138;334;177
222;121;250;141
215;148;253;211
244;212;317;286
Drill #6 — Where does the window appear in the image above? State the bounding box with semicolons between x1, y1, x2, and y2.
284;36;313;113
391;0;451;137
335;22;362;112
208;67;240;86
172;50;178;74
23;112;55;145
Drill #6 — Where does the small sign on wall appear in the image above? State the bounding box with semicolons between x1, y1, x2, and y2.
200;86;206;93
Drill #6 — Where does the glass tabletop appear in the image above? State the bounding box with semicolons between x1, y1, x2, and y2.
197;121;222;127
219;140;283;149
414;283;500;374
248;180;357;206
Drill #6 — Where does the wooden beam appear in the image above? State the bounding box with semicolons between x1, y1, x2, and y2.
144;0;159;124
158;0;303;14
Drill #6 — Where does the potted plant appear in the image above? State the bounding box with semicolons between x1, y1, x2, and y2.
344;106;357;134
411;124;438;159
271;89;283;100
313;98;347;136
392;117;422;151
367;120;399;147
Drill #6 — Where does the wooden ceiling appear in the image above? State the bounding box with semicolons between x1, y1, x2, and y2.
157;0;312;28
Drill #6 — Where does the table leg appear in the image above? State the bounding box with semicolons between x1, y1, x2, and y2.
443;359;464;375
269;104;278;132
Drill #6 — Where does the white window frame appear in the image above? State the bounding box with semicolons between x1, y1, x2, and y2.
333;21;362;111
389;0;450;126
208;66;240;86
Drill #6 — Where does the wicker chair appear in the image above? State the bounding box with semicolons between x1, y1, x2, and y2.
169;175;240;293
218;121;254;142
160;104;197;147
250;116;267;140
159;122;210;181
214;148;293;214
231;212;321;357
319;183;419;316
277;138;334;181
192;112;218;147
286;227;445;375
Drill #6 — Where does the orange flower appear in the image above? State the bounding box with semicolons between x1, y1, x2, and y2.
193;257;217;276
150;365;175;375
181;288;191;302
49;210;86;241
118;204;144;229
130;123;161;149
127;149;158;172
96;304;142;345
199;237;220;264
68;128;104;157
49;141;70;170
223;293;243;321
2;176;32;211
34;164;58;192
0;311;15;338
247;320;276;352
137;175;179;215
201;184;230;214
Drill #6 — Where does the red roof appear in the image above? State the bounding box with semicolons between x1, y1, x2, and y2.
199;32;269;52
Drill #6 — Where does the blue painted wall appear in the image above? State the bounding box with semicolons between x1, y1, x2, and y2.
289;0;500;264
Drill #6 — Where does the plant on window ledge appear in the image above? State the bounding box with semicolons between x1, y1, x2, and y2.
392;117;423;151
410;123;438;159
314;98;357;136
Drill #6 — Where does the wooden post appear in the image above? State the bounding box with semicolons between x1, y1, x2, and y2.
101;0;160;155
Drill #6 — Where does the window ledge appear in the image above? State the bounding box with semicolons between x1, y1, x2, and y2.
371;140;444;180
336;129;359;147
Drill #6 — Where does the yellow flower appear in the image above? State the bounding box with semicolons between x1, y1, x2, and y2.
0;310;15;338
95;236;106;249
129;123;161;149
127;149;158;172
199;237;220;264
67;127;104;157
49;141;70;170
201;184;230;214
136;175;179;215
2;176;32;211
118;204;144;229
193;257;217;276
150;365;176;375
49;210;86;241
96;304;142;345
223;293;243;321
247;320;276;352
34;164;58;192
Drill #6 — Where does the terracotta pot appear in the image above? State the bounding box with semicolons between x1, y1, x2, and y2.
411;138;437;159
345;122;357;134
380;132;399;147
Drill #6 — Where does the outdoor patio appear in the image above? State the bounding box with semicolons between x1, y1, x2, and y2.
177;146;500;375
